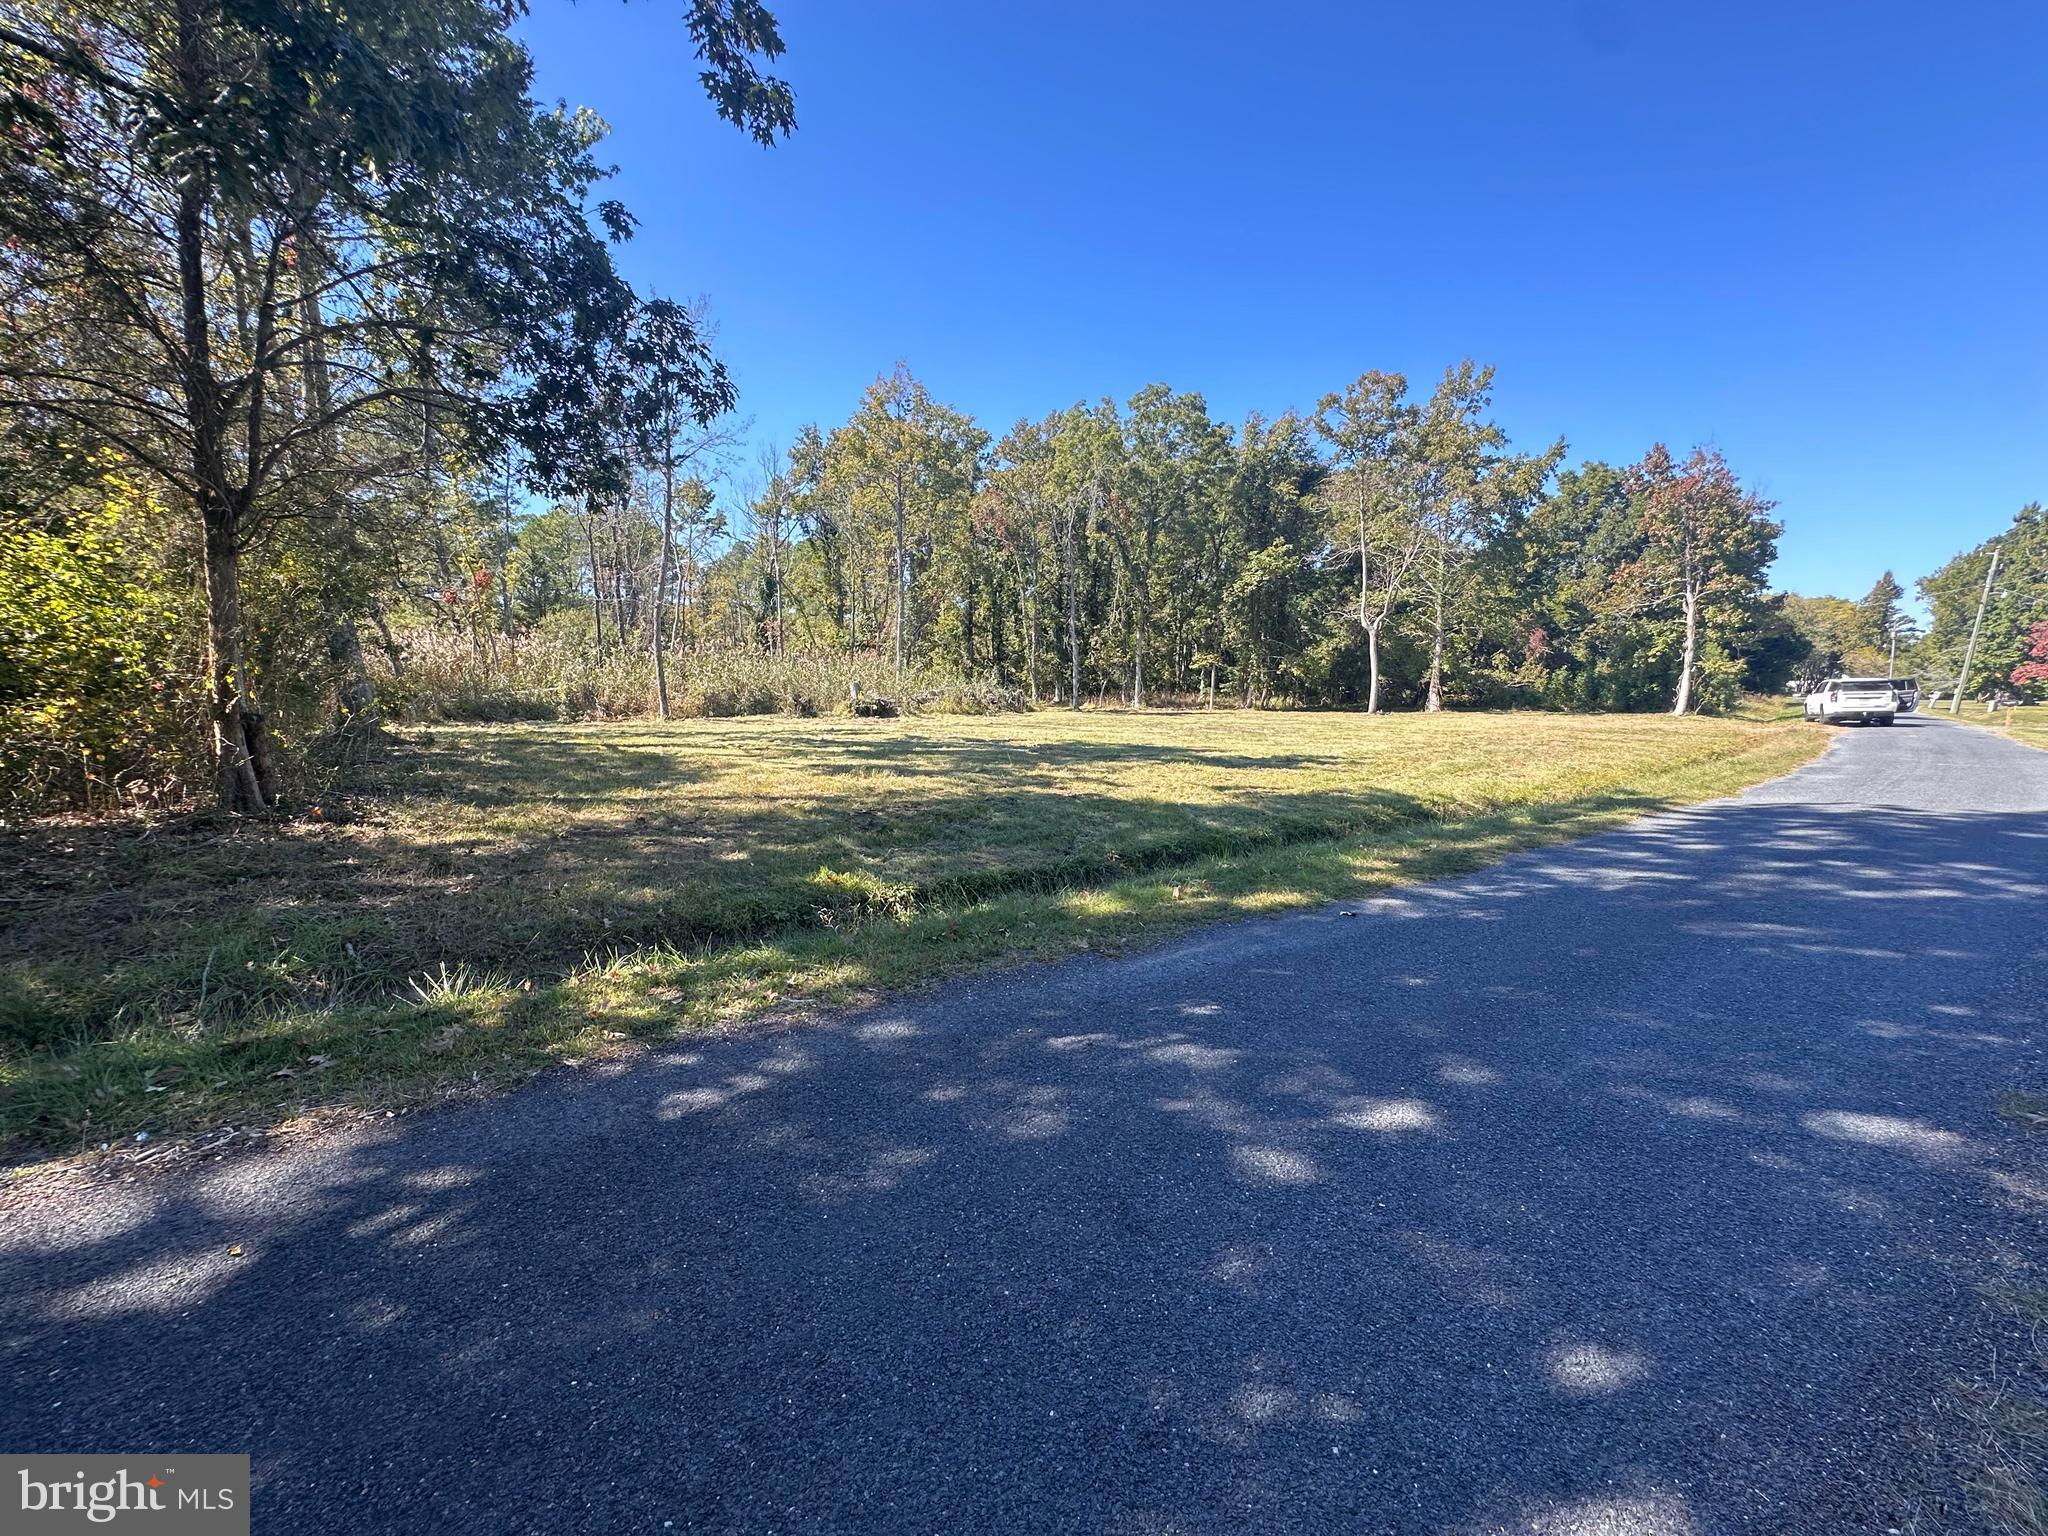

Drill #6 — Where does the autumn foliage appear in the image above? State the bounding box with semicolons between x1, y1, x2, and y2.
2014;621;2048;692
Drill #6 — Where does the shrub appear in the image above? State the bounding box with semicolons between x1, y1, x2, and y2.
2014;621;2048;697
0;479;203;815
914;679;1030;715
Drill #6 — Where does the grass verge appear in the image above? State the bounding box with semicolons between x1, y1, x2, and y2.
1;709;1822;1159
1941;703;2048;752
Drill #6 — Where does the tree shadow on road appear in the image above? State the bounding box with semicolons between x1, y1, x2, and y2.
3;799;2045;1533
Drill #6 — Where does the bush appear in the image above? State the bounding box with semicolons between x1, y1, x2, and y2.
2014;621;2048;698
0;480;203;816
913;679;1030;715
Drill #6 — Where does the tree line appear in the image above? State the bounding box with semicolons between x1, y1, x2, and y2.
1908;502;2048;701
7;0;2036;823
1773;505;2047;700
495;360;1791;725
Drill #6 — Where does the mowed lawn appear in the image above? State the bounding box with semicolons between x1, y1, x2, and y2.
1944;701;2048;751
0;708;1822;1156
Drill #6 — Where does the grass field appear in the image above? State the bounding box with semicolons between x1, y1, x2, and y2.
1942;701;2048;751
0;708;1823;1157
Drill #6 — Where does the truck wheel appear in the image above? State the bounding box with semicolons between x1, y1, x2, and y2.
1879;714;1895;725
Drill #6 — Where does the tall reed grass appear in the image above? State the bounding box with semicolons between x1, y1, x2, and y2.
380;623;1025;723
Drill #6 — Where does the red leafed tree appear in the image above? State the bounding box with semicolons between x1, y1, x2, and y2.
2013;621;2048;690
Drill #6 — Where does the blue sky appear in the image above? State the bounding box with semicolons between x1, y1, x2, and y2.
516;0;2046;603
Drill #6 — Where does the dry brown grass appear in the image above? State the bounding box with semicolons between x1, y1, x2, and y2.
0;707;1822;1156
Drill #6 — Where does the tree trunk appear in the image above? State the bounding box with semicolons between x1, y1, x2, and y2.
1672;587;1699;715
202;511;267;813
1424;583;1446;712
653;432;676;719
769;522;784;656
1064;522;1082;709
892;486;907;684
688;530;703;652
241;708;281;805
961;566;977;676
328;618;374;737
585;500;605;650
610;517;633;633
296;235;376;743
1359;511;1383;715
1131;587;1147;708
1025;575;1038;704
366;601;405;679
1365;619;1383;715
176;0;268;813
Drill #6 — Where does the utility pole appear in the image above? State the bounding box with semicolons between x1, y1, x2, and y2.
1887;624;1898;677
1948;545;2000;715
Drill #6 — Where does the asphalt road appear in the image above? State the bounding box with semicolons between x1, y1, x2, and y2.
6;716;2047;1535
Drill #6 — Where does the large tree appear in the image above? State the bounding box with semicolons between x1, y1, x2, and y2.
1778;592;1876;681
1314;370;1423;713
1407;362;1561;711
2011;621;2048;697
1917;503;2046;696
1093;384;1231;707
0;0;792;809
1620;444;1780;715
1856;570;1906;657
822;365;984;684
1506;459;1642;707
982;417;1061;703
1216;412;1324;706
1045;402;1120;707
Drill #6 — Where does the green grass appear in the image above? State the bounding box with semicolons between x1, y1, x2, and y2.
1940;702;2048;751
1998;1090;2048;1135
1958;1286;2048;1536
0;707;1823;1158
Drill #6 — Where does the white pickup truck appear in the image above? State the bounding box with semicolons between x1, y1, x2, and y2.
1803;676;1899;725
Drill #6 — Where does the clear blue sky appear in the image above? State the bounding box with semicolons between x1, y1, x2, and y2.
516;0;2046;602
